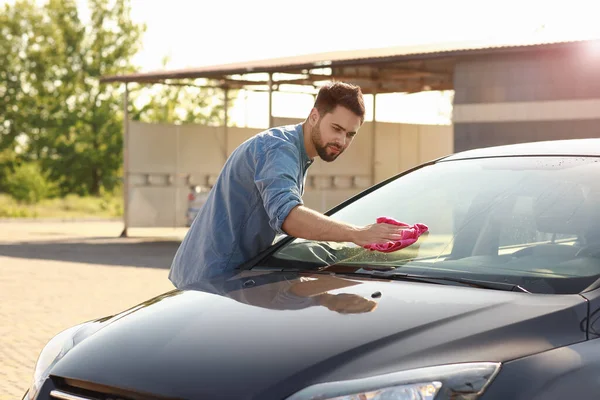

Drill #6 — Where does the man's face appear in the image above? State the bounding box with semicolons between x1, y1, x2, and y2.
311;105;362;162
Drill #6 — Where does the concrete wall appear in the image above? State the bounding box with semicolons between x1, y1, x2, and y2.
452;50;600;152
126;120;452;227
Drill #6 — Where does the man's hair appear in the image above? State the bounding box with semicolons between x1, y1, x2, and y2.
313;82;365;123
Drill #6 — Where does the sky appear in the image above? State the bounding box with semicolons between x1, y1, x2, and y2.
5;0;600;127
125;0;600;70
118;0;600;127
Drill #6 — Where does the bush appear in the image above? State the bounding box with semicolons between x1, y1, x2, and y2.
0;194;38;218
0;148;19;193
5;162;57;204
0;193;122;219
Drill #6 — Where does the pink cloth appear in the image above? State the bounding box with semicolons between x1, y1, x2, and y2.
363;217;429;253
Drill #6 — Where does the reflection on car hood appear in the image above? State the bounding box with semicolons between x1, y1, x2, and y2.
51;270;587;400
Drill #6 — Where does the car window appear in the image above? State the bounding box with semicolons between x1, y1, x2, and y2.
497;195;576;248
258;156;600;294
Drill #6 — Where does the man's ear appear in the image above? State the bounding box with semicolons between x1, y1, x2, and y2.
309;108;320;127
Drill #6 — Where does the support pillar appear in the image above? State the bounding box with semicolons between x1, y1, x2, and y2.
268;73;274;127
120;84;130;238
223;86;229;160
371;91;377;185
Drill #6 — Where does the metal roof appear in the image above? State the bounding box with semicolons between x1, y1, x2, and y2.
101;37;599;82
99;37;600;95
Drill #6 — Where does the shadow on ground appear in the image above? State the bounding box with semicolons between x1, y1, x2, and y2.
0;237;181;269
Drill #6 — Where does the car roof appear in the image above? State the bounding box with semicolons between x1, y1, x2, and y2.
441;138;600;162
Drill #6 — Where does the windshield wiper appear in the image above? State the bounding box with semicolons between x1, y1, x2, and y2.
332;270;530;293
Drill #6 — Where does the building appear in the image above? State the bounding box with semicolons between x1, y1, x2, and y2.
101;37;600;232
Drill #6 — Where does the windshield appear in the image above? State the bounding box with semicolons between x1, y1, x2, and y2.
257;156;600;294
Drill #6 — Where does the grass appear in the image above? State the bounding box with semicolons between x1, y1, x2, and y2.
0;193;123;219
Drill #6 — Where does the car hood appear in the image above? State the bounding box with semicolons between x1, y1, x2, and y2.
51;270;587;400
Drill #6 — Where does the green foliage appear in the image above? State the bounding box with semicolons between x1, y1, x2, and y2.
4;162;57;204
0;193;122;218
130;81;228;125
0;194;38;218
130;57;233;126
0;0;140;196
0;0;226;201
0;148;19;193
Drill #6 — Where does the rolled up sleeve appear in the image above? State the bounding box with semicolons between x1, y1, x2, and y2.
254;144;303;235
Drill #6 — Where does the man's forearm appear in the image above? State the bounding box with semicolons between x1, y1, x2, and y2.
281;205;360;242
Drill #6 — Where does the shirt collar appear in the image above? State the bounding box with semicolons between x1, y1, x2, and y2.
296;123;314;167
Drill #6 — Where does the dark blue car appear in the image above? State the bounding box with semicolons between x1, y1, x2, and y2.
25;139;600;400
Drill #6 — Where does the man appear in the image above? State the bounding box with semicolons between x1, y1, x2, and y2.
169;82;406;289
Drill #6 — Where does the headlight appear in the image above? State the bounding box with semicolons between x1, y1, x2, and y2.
286;362;500;400
27;321;104;399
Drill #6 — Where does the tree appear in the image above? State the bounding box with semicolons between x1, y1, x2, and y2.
0;0;226;197
130;57;233;126
0;0;42;154
0;0;145;196
43;0;145;195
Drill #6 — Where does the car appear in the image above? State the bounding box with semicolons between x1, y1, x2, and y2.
186;185;210;227
24;138;600;400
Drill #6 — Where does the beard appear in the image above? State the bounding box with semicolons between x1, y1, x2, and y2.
311;121;343;162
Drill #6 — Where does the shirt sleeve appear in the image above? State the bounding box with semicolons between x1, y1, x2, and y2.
254;143;303;235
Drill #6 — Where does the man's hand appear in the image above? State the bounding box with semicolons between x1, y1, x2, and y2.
282;205;407;246
349;222;408;247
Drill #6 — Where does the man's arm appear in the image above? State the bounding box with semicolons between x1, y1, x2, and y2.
282;205;359;243
254;143;305;235
254;142;405;246
282;205;406;247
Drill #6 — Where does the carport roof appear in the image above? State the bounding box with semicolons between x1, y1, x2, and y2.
100;37;600;94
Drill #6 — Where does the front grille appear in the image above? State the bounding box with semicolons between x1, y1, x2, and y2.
50;388;128;400
50;390;94;400
51;378;151;400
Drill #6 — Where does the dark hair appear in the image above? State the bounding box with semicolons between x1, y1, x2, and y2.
314;82;365;123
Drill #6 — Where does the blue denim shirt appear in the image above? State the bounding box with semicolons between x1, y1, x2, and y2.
169;123;313;289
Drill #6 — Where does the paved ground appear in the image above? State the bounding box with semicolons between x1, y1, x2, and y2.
0;221;187;400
